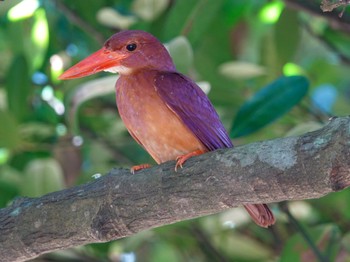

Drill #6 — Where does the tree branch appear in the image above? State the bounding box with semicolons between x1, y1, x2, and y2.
1;116;350;262
321;0;350;14
284;0;350;33
54;0;105;45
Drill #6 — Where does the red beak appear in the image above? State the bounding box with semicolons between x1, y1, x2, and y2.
59;47;125;80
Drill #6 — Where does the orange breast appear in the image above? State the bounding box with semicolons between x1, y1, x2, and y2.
116;70;206;164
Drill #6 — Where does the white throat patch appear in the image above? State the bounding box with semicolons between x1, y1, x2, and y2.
104;65;133;75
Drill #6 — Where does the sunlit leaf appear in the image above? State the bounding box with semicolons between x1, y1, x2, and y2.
196;81;211;94
283;63;305;76
30;8;49;70
218;61;266;80
231;76;309;138
132;0;169;22
259;0;284;24
7;0;39;21
50;55;64;83
166;36;193;74
0;148;10;165
97;7;137;29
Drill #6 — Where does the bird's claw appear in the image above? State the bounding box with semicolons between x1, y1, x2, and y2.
175;149;205;172
175;157;185;172
130;164;151;174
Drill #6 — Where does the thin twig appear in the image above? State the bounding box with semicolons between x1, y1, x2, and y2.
279;202;330;262
189;224;230;262
54;0;105;45
321;0;350;12
285;0;350;34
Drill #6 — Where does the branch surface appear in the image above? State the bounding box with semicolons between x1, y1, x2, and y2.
1;117;350;262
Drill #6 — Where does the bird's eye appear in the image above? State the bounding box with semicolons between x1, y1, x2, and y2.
126;43;137;52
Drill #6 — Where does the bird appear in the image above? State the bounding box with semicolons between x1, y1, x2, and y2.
59;30;275;227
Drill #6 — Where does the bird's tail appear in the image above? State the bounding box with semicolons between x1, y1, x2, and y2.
244;204;275;227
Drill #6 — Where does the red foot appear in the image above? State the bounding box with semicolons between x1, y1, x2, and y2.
175;149;205;171
130;164;151;174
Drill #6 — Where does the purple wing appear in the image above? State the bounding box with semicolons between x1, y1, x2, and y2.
154;72;233;151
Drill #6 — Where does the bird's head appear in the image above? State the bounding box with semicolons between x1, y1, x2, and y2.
59;30;175;80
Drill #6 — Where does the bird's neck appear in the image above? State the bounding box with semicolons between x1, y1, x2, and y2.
118;66;175;78
117;69;156;90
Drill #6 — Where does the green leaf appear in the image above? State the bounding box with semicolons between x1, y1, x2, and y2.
221;0;251;26
341;232;350;255
33;100;59;125
149;242;180;262
274;9;300;65
0;181;19;207
218;61;266;80
28;8;49;70
213;230;272;260
0;0;22;17
231;76;309;138
322;27;350;59
65;76;117;133
0;111;21;149
97;8;137;29
193;13;240;106
163;0;224;44
285;121;323;137
20;122;56;143
166;35;193;74
281;224;341;262
0;166;21;207
21;158;65;197
132;0;169;22
5;54;31;121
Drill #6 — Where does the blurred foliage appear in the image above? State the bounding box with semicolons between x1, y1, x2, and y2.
0;0;350;261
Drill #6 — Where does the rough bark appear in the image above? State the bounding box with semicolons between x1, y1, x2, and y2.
1;116;350;262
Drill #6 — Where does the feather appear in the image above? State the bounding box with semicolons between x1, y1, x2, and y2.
154;72;233;151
